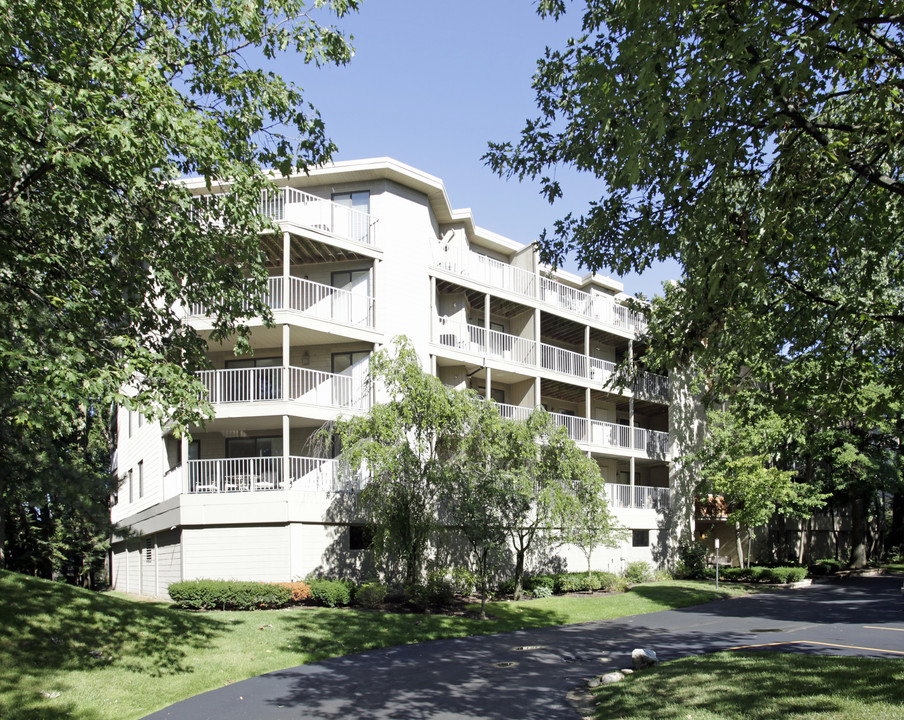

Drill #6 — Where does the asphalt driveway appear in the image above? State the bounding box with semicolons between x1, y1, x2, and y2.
144;576;904;720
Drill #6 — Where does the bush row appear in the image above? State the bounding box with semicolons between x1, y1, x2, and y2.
497;567;644;597
168;580;292;610
717;566;808;584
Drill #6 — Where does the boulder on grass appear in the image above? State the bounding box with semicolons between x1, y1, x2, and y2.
631;648;658;670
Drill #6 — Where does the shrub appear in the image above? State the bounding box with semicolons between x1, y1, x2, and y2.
748;566;771;582
405;583;431;611
554;573;587;593
653;569;674;582
169;580;291;610
308;579;352;608
595;571;623;592
274;581;312;602
532;585;553;599
623;561;652;584
426;575;456;606
767;566;808;584
524;574;557;593
809;558;842;576
496;578;516;595
720;567;746;582
355;581;388;608
448;567;478;596
675;541;709;579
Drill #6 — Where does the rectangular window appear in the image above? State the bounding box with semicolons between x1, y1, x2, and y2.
128;469;134;504
138;412;143;428
145;538;153;564
226;436;282;458
331;190;370;214
138;460;144;499
331;351;369;375
128;410;133;438
349;525;373;551
632;529;650;547
224;356;282;400
188;440;200;461
331;191;371;243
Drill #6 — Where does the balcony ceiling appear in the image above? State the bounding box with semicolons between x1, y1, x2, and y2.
541;378;586;404
436;281;528;319
260;232;366;267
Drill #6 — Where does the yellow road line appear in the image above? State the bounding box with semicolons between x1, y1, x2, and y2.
863;626;904;633
726;640;904;655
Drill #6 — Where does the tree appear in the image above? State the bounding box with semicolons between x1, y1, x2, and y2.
0;0;358;570
561;485;626;577
694;404;828;567
329;337;480;587
486;0;904;415
501;409;609;600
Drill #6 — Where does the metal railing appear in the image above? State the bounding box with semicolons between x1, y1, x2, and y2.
590;420;633;450
548;411;589;443
435;246;646;332
541;342;587;379
634;427;670;456
494;402;533;422
289;456;366;493
287;276;375;327
187;457;284;493
435;317;536;367
260;187;374;246
196;366;369;410
605;483;670;510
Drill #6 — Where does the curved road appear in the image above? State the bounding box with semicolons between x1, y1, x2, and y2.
145;576;904;720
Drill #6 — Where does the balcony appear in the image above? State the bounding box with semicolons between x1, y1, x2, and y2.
491;404;670;458
196;366;370;411
434;316;669;401
605;483;670;510
434;247;646;333
190;276;375;329
260;187;375;246
184;457;365;494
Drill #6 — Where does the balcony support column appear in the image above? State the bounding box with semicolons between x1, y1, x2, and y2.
535;377;541;409
534;308;541;368
282;324;290;401
180;434;189;494
629;339;635;491
282;415;290;490
486;367;492;400
282;232;290;310
430;276;436;342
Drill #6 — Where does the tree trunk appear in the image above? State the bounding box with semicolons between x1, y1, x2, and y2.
0;510;5;570
797;518;807;566
512;545;526;601
734;523;744;568
888;491;904;554
849;494;868;568
478;547;488;620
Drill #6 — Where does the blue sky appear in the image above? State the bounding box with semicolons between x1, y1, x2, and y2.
282;0;680;298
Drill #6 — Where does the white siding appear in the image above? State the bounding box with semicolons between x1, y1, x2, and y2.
182;525;289;582
156;529;182;597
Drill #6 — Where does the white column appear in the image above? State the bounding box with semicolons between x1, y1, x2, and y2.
282;323;290;401
486;368;492;400
629;339;635;490
282;231;290;310
180;434;189;495
282;414;290;489
430;275;437;343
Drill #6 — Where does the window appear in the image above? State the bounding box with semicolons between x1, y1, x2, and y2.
188;440;200;461
145;538;153;564
138;461;144;499
632;529;650;547
224;356;281;400
128;469;134;503
331;190;370;214
477;386;505;404
330;270;371;324
128;410;134;438
226;436;282;458
349;525;373;551
331;351;369;375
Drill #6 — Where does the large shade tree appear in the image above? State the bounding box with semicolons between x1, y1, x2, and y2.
0;0;359;570
486;0;904;404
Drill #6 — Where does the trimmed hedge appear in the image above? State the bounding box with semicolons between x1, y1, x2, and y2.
274;581;312;602
809;558;842;576
169;580;291;610
308;579;352;608
355;581;388;608
716;566;809;584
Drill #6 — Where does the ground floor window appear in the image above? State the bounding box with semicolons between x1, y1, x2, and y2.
632;529;650;547
348;525;374;551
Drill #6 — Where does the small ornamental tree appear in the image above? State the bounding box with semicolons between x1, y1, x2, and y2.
329;337;478;586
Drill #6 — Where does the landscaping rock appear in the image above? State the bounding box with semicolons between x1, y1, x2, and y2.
586;677;601;688
631;648;658;670
599;671;626;684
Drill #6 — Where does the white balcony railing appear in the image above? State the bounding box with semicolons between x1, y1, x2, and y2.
590;420;633;450
187;457;284;493
434;316;668;402
548;411;589;443
494;402;533;422
196;366;369;411
435;317;536;368
189;276;375;329
435;246;646;332
605;483;670;510
260;187;375;246
184;457;365;494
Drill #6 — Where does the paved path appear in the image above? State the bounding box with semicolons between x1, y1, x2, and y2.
145;576;904;720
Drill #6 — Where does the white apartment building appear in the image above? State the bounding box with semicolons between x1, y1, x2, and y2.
110;158;675;597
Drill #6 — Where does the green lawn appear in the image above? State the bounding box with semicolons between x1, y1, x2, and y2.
0;570;749;720
593;652;904;719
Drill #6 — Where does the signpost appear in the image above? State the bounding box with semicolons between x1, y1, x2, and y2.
715;537;720;590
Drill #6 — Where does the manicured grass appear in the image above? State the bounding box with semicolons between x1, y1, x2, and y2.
0;570;748;720
593;652;904;719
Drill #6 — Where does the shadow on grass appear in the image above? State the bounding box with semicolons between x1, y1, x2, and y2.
626;581;749;609
0;570;224;720
594;651;904;719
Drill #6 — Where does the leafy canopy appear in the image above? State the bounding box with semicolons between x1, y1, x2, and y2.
487;0;904;412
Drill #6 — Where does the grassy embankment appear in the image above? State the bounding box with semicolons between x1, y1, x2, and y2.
1;570;749;719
